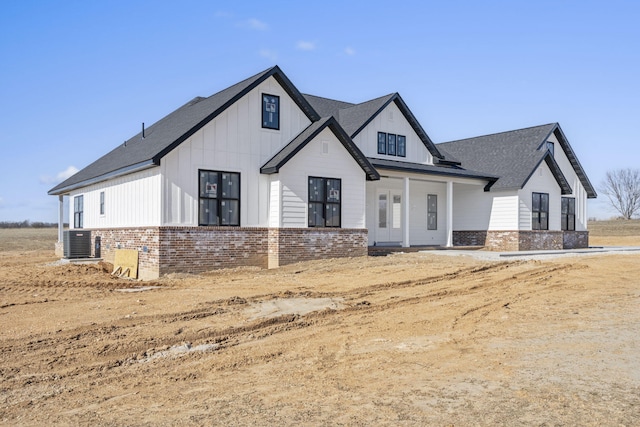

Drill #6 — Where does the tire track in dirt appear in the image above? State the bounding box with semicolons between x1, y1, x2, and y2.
0;257;590;416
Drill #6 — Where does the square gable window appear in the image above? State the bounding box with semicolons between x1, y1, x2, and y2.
262;94;280;130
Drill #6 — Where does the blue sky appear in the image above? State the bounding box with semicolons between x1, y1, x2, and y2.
1;0;638;222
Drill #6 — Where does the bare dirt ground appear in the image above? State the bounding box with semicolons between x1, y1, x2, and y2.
1;228;639;426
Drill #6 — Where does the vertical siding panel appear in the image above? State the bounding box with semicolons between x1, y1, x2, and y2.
352;102;432;165
69;168;161;228
159;75;312;227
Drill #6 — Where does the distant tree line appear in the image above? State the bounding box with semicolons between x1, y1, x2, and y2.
0;220;67;229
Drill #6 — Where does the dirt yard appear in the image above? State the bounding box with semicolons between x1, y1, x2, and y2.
1;227;639;425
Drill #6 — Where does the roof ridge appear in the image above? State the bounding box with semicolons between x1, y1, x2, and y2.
348;92;396;108
438;122;558;145
302;93;356;107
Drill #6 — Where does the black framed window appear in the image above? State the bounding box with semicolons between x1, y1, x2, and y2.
199;170;240;226
377;132;387;154
397;135;406;157
532;192;549;230
74;195;83;228
262;94;280;130
546;141;555;156
99;191;105;215
377;132;406;157
561;197;575;231
427;194;437;230
308;177;341;227
387;134;397;156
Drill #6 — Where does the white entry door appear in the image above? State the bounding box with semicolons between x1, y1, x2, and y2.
376;190;403;244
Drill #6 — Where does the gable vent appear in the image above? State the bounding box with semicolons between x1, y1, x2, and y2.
322;141;329;154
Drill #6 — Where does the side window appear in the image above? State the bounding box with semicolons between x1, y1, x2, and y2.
427;194;437;230
308;177;341;228
397;135;406;157
387;134;396;156
74;195;83;229
262;94;280;130
99;191;105;216
546;141;555;156
377;132;387;155
532;192;549;230
199;170;240;226
561;197;575;231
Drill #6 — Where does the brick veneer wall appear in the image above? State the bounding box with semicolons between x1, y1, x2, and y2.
453;229;589;251
92;228;160;280
158;227;270;275
562;231;589;249
453;231;488;247
268;228;368;268
486;231;520;251
87;226;367;279
518;231;563;251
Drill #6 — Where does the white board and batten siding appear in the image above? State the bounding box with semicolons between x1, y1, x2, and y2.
546;133;588;231
519;160;563;231
352;101;433;165
160;76;312;227
69;167;161;229
276;127;366;229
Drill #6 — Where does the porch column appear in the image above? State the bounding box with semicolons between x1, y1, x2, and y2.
446;181;453;247
403;177;410;247
58;195;64;243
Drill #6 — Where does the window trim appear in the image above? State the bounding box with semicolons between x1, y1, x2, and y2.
427;194;437;230
561;197;576;231
308;176;342;228
532;192;549;230
198;169;241;227
99;191;105;216
262;93;280;130
74;195;83;229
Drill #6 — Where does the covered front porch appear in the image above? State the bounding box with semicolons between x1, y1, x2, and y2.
365;167;493;248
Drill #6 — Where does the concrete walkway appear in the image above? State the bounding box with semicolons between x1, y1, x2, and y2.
421;246;640;261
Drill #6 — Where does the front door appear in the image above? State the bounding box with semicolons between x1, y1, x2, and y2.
376;190;403;244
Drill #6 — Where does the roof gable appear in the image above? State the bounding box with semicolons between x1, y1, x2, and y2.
437;123;596;197
261;117;379;181
304;93;445;161
49;66;320;195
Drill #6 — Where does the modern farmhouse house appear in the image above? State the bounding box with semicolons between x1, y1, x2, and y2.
49;66;596;279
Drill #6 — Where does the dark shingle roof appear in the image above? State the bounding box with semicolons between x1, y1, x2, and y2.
369;158;498;189
261;117;379;181
304;93;445;161
301;94;355;119
437;123;596;197
49;66;320;195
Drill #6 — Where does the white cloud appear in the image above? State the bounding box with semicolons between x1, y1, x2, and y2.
259;49;278;62
296;41;316;51
344;47;356;56
239;18;268;31
39;165;79;185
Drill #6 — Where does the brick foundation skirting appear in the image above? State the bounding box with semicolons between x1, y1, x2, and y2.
88;226;367;280
453;230;590;251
